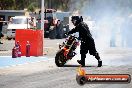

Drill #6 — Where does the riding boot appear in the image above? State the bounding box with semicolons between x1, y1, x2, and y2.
77;54;86;67
95;52;102;67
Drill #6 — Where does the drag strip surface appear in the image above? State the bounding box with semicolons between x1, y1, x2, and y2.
0;54;132;88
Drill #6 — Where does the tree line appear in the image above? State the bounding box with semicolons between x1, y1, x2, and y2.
0;0;70;12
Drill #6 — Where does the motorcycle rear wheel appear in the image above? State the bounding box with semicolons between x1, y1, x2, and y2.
55;50;66;67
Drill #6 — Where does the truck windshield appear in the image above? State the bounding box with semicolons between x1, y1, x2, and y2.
11;18;27;24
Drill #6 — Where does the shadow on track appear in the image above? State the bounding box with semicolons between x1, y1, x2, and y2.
63;64;97;67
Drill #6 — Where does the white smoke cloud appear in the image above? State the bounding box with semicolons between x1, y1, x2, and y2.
69;0;132;52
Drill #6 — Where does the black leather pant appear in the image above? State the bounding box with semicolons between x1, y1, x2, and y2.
81;52;101;65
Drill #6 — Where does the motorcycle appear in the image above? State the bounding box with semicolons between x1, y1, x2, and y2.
55;35;79;67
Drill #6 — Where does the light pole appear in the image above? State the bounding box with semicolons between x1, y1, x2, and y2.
41;0;44;55
41;0;44;31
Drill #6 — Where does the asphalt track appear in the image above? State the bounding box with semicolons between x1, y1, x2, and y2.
0;48;132;88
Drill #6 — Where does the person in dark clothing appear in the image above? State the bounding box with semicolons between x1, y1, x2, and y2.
56;20;63;39
0;18;3;44
68;16;102;67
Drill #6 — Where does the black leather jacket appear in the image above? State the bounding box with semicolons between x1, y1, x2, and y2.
68;22;97;55
68;22;94;42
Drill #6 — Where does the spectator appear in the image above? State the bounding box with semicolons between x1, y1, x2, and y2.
56;20;63;39
0;18;3;44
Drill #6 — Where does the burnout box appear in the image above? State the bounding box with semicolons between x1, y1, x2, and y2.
15;29;43;56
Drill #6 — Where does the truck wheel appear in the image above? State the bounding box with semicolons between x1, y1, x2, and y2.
7;38;12;40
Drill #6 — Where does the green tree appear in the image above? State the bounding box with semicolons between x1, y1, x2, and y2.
0;0;85;11
0;0;14;10
44;0;70;11
28;2;37;12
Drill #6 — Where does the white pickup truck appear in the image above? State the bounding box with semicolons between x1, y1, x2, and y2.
6;16;36;40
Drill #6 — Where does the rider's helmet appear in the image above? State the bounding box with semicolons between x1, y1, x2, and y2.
71;16;83;26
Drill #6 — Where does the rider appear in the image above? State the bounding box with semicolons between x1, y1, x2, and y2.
68;16;102;67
